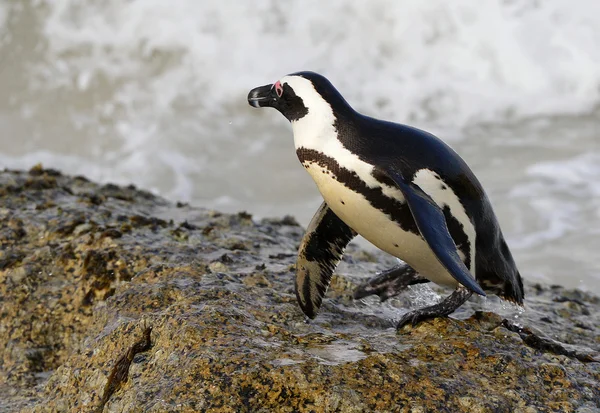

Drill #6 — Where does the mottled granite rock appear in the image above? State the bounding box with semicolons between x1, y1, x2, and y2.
0;166;598;413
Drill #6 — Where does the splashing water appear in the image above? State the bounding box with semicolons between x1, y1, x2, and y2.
0;0;598;291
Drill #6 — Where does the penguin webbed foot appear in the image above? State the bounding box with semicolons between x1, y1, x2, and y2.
396;286;472;329
353;263;428;302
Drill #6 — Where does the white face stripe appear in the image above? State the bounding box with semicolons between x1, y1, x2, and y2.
281;75;381;189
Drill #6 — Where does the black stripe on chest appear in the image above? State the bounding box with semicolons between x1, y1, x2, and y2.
296;147;473;270
296;147;419;235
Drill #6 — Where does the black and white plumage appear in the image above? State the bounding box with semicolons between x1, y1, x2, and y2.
248;71;524;328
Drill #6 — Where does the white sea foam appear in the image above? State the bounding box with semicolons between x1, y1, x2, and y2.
0;1;599;290
527;153;600;197
33;0;600;125
0;5;7;31
510;152;600;249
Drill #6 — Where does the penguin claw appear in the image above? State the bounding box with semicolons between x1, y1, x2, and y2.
353;281;393;301
396;286;473;330
396;310;439;329
353;265;428;302
354;282;411;302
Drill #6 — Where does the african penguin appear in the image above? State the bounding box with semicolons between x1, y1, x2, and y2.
248;71;524;328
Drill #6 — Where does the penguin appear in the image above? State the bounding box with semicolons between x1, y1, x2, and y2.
248;71;524;328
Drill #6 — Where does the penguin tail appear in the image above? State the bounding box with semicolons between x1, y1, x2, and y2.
499;271;524;305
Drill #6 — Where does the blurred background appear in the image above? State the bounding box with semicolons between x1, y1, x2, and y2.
0;1;598;291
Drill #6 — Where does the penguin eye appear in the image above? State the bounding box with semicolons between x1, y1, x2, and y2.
274;81;283;98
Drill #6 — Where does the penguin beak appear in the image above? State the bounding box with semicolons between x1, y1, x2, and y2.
248;84;275;108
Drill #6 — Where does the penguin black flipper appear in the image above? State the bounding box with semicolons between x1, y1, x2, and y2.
376;167;486;297
295;202;357;319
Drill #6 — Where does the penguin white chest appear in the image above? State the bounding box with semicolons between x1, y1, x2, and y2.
301;160;459;287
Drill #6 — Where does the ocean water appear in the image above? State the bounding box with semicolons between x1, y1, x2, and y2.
0;1;598;291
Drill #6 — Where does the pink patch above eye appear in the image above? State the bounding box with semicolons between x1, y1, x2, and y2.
274;81;283;97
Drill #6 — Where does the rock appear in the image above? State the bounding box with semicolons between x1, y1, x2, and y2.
0;167;599;412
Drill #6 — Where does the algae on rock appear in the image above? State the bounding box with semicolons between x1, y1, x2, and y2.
0;167;598;412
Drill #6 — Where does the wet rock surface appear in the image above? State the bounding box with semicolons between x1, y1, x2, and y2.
1;166;599;413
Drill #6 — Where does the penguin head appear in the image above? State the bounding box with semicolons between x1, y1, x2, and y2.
248;72;352;123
